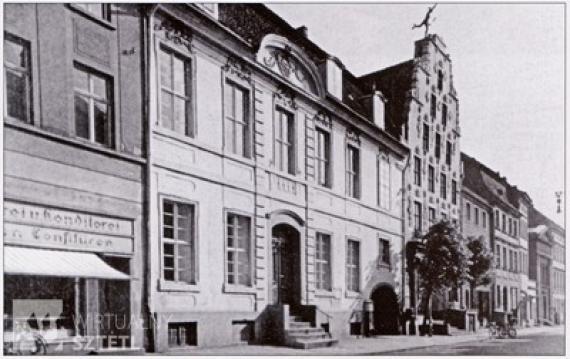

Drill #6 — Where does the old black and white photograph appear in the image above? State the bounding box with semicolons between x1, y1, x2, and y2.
2;1;565;356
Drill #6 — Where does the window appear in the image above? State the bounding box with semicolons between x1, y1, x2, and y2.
428;165;435;193
496;285;501;307
315;128;331;187
75;3;111;21
440;173;447;199
482;212;487;228
274;107;295;174
429;207;436;225
346;145;360;198
437;70;443;91
326;58;343;99
226;213;252;286
496;244;501;268
435;133;441;159
452;180;457;205
378;156;390;209
442;103;448;127
495;209;500;228
414;156;421;186
514;251;518;273
4;34;32;123
466;202;471;221
168;322;197;347
423;123;429;152
159;46;193;136
513;220;518;237
502;214;506;232
430;94;436;117
379;239;390;267
446;141;452;165
162;200;196;284
502;247;507;270
224;80;251;158
508;218;512;235
346;240;360;292
414;201;422;233
441;212;447;220
475;207;479;225
74;65;113;147
315;233;332;291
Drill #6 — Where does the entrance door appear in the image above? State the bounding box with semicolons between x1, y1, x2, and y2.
371;285;400;335
271;224;300;305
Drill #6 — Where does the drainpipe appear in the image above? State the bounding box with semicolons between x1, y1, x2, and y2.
141;4;159;353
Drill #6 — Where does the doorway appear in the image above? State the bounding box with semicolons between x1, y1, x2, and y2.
271;223;300;305
371;285;400;335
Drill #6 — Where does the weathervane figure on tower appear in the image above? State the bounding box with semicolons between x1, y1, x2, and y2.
412;4;437;37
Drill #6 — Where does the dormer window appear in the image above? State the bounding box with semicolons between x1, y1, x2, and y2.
326;58;343;99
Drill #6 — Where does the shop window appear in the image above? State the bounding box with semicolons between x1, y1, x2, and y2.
162;200;196;284
4;33;33;124
315;128;331;188
75;3;111;21
226;213;252;287
378;155;390;209
315;232;332;291
168;322;197;347
159;45;194;137
224;79;251;158
274;107;296;175
73;64;113;147
346;240;360;292
346;144;360;198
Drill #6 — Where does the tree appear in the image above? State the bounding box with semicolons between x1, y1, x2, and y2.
415;220;470;334
466;235;494;309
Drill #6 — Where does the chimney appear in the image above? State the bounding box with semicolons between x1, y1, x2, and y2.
296;25;308;38
372;90;387;130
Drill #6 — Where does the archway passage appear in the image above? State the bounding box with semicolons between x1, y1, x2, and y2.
371;285;400;335
271;223;301;306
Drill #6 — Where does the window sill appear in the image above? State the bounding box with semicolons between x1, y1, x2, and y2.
222;151;256;167
345;290;362;299
315;289;336;299
223;284;256;295
67;4;116;30
158;279;200;293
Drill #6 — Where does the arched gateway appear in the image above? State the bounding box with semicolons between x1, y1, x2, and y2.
371;285;400;335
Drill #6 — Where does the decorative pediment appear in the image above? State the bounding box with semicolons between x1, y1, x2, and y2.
257;34;324;97
154;18;192;51
346;127;360;144
314;111;332;129
223;56;251;84
274;85;297;110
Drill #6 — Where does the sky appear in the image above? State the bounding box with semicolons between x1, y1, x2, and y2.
267;3;565;227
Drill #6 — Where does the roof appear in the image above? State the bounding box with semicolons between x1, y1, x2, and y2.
358;60;415;140
529;206;565;234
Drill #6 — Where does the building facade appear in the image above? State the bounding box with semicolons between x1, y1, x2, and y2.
143;4;408;350
3;3;146;354
360;34;462;317
529;207;565;325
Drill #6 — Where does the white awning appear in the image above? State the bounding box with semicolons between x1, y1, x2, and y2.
4;246;129;280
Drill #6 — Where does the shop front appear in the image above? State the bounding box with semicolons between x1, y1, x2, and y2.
3;201;135;355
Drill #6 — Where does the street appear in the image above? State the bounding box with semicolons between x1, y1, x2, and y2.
383;328;565;356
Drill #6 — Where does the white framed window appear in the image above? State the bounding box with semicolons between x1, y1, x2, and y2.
159;45;194;136
379;238;390;267
4;33;32;124
226;212;252;287
346;239;360;292
378;155;390;209
346;144;360;198
274;107;295;174
315;232;332;291
73;64;113;147
162;199;197;284
224;79;251;158
315;128;331;188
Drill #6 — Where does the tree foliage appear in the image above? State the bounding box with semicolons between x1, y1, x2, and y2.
465;235;494;308
415;220;471;325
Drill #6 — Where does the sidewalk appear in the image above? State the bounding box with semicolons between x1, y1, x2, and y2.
161;325;563;355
